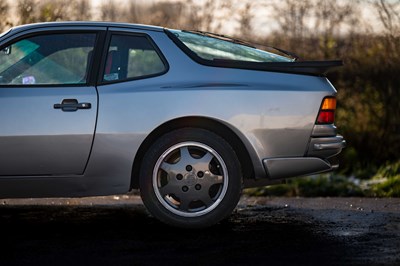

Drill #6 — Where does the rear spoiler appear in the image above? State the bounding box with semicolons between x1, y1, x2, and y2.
212;59;344;76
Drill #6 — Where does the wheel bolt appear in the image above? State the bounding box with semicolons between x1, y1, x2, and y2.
195;184;201;190
197;171;204;178
186;165;192;171
182;186;189;192
176;174;183;180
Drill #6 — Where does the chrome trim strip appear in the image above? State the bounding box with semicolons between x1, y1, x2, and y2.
314;140;346;150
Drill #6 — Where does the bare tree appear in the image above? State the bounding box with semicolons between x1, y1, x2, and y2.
100;0;120;22
267;0;314;53
146;2;184;28
313;0;359;36
17;0;83;24
312;0;360;59
37;0;70;22
368;0;400;64
238;3;253;39
374;0;400;37
125;0;142;24
267;0;363;58
271;0;313;40
184;0;223;32
184;0;203;30
17;0;37;24
0;0;12;32
72;0;92;21
125;1;200;30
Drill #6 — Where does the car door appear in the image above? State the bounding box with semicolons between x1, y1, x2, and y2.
0;29;104;176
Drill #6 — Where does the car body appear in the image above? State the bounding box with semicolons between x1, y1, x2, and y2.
0;22;345;228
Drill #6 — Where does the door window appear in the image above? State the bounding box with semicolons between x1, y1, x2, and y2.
0;33;96;85
103;34;167;82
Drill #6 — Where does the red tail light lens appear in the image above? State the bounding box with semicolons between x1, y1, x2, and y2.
317;97;336;124
317;111;335;124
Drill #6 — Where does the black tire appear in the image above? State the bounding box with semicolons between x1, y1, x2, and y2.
139;128;243;228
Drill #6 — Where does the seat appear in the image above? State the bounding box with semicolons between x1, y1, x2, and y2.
104;50;122;81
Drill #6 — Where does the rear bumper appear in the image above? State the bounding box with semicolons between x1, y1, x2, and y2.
263;157;338;180
307;135;346;158
263;133;346;180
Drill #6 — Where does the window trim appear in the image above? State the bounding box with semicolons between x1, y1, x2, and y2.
98;31;169;85
0;28;12;39
0;29;106;87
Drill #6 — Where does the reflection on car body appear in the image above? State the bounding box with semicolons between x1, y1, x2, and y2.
0;22;345;228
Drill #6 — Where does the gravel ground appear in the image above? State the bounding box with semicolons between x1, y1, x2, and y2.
0;194;399;266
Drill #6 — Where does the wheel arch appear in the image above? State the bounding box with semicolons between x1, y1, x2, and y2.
130;116;255;189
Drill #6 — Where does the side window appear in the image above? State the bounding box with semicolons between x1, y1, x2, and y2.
103;34;166;82
0;33;96;85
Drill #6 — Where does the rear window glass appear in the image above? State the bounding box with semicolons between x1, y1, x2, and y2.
168;29;293;63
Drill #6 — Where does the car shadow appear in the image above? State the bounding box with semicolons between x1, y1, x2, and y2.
0;202;351;266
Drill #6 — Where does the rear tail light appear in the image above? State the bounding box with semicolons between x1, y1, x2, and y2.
316;97;336;124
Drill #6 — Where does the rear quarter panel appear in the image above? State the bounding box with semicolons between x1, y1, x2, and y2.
85;30;336;192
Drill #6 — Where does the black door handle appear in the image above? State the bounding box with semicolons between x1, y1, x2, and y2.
54;99;92;112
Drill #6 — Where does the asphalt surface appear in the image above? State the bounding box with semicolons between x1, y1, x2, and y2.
0;194;399;266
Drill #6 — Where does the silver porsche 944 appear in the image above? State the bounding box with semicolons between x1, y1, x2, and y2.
0;22;345;228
